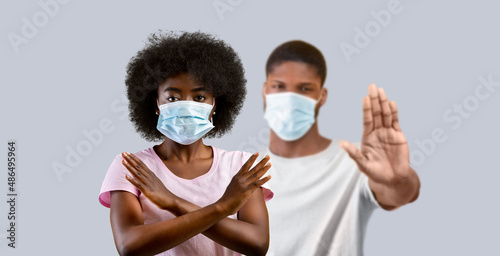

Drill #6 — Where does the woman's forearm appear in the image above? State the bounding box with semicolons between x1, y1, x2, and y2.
169;196;269;255
114;202;229;256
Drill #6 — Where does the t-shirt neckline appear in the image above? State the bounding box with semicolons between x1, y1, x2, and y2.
267;139;337;163
148;145;219;183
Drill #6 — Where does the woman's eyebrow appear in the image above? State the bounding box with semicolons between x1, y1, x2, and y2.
191;87;207;92
164;87;182;92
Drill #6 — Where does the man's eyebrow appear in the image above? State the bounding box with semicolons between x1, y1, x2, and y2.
164;87;182;92
297;82;315;86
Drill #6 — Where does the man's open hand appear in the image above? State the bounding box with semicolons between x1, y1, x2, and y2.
340;84;420;209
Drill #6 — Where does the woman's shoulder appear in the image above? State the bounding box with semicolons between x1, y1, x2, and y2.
111;147;158;163
212;146;251;158
211;146;252;166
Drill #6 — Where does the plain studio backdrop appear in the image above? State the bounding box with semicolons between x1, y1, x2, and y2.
1;0;499;255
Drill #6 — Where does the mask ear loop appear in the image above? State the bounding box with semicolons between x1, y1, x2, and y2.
311;90;324;121
210;99;216;123
212;99;216;115
156;99;161;115
316;89;324;103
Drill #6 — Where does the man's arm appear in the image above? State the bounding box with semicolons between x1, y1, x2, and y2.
368;167;420;210
340;84;421;210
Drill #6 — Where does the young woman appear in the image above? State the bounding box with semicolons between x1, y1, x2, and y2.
98;31;273;256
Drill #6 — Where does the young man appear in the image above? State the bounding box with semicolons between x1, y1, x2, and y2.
261;40;420;255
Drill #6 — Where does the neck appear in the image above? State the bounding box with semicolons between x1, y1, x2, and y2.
154;138;211;163
268;122;332;158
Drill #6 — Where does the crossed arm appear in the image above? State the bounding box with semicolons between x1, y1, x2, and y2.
340;84;421;210
110;152;271;256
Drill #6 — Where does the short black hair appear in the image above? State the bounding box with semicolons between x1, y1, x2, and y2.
265;40;327;86
125;31;247;142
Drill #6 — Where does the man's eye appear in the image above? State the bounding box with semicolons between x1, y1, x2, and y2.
167;97;179;102
301;87;312;91
272;84;284;89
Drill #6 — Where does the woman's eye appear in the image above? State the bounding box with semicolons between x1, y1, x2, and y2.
195;95;206;101
167;97;179;102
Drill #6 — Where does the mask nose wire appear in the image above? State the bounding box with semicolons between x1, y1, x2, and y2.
157;98;215;106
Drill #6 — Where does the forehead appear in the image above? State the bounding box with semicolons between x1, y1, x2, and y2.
158;73;204;90
267;61;321;84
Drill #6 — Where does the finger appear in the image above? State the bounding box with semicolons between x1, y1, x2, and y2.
121;156;144;177
245;155;270;178
123;153;158;182
339;140;368;171
122;159;146;183
127;152;149;169
251;162;272;181
125;174;144;189
378;88;392;128
237;153;259;175
368;84;383;129
122;152;150;176
362;96;373;135
242;155;270;181
255;175;272;187
389;101;402;131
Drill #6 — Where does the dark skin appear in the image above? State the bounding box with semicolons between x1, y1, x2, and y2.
110;73;272;256
263;61;420;210
262;61;330;158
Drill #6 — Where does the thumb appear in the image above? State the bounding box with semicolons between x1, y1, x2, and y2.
339;140;367;170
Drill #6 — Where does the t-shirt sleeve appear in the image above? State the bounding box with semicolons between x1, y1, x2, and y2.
350;141;382;210
98;154;140;208
360;173;382;209
261;181;274;202
241;152;274;202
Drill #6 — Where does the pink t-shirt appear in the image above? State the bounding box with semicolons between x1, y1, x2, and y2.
99;146;273;256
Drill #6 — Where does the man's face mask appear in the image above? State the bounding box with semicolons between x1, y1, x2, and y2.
264;92;321;141
156;99;215;145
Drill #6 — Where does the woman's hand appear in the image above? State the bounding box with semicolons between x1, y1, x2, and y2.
217;153;272;215
121;152;179;212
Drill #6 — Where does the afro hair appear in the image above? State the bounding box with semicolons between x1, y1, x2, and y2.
125;31;247;142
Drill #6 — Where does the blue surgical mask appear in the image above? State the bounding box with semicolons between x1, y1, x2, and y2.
156;100;215;145
264;92;320;141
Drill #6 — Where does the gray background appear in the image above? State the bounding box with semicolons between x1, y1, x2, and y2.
1;0;499;255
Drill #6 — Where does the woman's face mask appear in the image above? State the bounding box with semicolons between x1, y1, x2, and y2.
156;99;215;145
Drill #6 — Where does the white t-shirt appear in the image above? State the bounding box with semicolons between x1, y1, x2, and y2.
264;141;381;256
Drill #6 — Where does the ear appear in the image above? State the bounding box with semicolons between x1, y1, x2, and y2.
262;81;267;99
154;97;160;115
319;87;328;107
207;98;216;122
262;81;267;109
